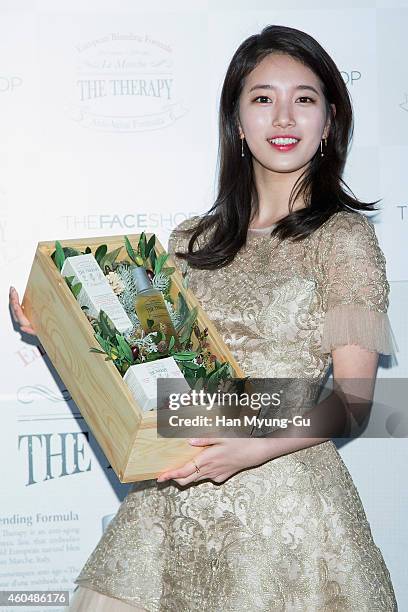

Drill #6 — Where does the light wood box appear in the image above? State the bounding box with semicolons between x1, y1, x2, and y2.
22;233;246;482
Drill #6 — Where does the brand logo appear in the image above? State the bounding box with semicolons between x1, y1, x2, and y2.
0;76;22;93
69;32;188;132
60;211;198;232
340;70;362;86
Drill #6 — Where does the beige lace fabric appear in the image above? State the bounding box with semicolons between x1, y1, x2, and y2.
71;211;398;611
319;213;398;357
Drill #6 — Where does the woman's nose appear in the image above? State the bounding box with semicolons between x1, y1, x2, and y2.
272;102;295;128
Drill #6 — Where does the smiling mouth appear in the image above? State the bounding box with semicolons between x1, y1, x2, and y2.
267;137;300;151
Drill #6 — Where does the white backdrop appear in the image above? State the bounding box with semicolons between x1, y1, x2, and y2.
1;1;407;610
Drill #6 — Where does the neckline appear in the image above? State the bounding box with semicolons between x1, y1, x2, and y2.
247;223;277;235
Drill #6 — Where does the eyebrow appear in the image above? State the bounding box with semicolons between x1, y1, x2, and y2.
248;84;320;95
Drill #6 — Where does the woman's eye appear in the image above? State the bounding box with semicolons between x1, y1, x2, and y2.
253;96;315;104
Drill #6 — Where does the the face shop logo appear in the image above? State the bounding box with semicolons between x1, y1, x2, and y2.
340;70;361;86
59;211;198;232
70;32;188;132
0;75;22;93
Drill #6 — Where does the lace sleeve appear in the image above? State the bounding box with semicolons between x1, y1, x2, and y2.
320;213;398;358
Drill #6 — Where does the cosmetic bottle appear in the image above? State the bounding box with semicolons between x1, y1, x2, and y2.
132;266;180;349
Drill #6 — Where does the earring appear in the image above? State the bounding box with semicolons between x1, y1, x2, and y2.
241;137;245;158
320;138;327;157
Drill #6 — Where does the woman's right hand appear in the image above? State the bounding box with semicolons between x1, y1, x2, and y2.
9;286;36;335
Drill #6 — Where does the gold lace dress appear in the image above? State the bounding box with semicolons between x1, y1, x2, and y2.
68;211;398;611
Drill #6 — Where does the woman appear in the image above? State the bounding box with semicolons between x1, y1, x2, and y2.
10;25;398;611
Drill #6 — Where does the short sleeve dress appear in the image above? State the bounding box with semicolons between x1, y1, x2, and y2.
69;210;399;612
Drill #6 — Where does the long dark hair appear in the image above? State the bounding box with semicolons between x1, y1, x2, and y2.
174;24;380;270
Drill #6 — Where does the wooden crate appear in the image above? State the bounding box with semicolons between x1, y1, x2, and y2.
22;233;247;482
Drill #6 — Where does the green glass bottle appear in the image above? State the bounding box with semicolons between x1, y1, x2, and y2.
132;266;180;349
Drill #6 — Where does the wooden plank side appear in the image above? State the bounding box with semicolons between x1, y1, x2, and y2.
123;401;249;482
123;440;202;482
121;411;202;481
21;246;141;475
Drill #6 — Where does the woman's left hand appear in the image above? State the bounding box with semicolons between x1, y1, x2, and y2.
156;437;274;486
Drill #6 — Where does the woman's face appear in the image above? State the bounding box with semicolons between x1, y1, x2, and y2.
237;53;334;174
